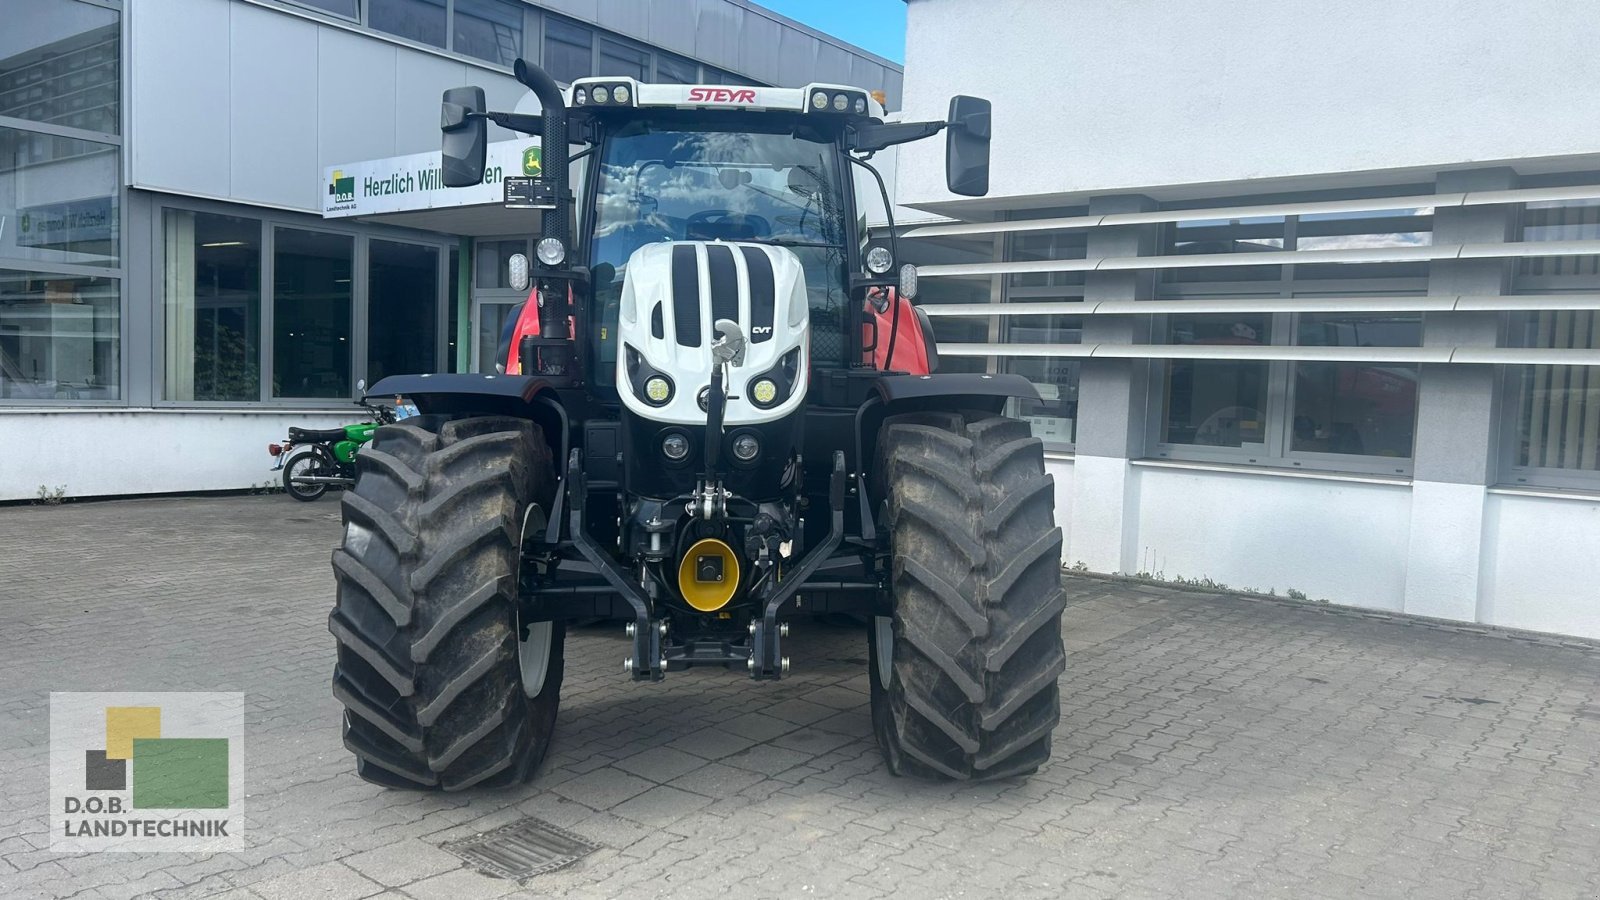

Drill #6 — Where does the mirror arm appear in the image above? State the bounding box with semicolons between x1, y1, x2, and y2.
846;120;945;153
483;111;545;135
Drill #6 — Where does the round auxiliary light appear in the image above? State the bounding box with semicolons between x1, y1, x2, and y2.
811;91;828;110
854;97;867;114
750;378;778;406
661;433;690;461
731;434;760;462
536;237;566;266
574;88;587;106
644;376;672;405
697;386;711;412
612;84;630;104
833;93;848;112
592;85;610;104
865;246;893;275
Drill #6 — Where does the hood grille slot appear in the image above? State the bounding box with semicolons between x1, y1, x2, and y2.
671;244;702;347
740;246;775;342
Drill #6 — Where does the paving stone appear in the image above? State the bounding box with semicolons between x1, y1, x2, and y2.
249;861;384;900
1;496;1597;900
340;838;465;888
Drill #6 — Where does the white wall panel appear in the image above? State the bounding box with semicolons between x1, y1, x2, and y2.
899;0;1600;210
737;9;782;86
1481;493;1600;640
129;0;232;197
316;29;398;172
394;55;471;156
645;0;698;59
229;5;319;210
1128;465;1412;607
0;411;354;501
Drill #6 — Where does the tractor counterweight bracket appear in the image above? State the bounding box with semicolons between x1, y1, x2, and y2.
749;450;847;680
565;449;664;681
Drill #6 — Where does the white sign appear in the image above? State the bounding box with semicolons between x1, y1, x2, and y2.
322;139;543;218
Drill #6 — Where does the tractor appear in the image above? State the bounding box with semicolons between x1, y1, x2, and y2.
329;59;1066;789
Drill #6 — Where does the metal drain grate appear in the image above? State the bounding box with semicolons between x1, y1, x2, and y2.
443;817;601;880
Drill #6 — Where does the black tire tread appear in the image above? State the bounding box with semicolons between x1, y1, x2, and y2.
872;410;1066;780
329;414;561;790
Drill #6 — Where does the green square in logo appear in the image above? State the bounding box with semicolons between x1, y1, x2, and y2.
131;738;229;809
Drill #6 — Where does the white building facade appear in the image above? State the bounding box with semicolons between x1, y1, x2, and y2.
0;0;900;499
894;0;1600;639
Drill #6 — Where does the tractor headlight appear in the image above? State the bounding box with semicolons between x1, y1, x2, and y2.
536;237;566;267
592;85;610;104
731;433;760;462
574;88;587;106
612;84;630;104
661;432;690;461
811;91;828;110
643;375;673;405
750;378;779;407
865;246;893;275
854;97;867;114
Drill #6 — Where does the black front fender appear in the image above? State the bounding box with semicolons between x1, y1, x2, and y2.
366;373;569;461
872;372;1039;414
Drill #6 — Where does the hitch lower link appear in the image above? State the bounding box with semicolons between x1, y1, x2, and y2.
565;448;846;682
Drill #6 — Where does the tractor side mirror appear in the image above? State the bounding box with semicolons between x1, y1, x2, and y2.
441;86;487;188
945;95;991;197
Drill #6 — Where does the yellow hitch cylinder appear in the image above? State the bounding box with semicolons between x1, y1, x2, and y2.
678;538;740;612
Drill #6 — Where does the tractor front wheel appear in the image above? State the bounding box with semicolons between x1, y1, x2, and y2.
870;411;1066;780
329;415;563;790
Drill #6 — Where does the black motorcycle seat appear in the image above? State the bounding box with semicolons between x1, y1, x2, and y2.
289;426;348;443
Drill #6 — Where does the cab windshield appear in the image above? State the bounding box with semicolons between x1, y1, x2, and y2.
588;115;851;383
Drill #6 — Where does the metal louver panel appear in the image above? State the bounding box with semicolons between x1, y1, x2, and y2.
918;294;1600;317
936;343;1600;365
903;183;1600;240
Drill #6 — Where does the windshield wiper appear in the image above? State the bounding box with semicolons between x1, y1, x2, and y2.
742;237;841;249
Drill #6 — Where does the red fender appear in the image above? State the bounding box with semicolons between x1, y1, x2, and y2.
863;288;933;375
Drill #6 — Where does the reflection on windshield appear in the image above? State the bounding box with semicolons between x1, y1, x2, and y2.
590;121;850;380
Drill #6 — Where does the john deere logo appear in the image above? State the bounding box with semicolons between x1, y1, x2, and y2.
51;692;243;851
329;169;355;204
522;147;542;176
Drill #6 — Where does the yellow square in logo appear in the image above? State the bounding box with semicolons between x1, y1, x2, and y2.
105;707;161;760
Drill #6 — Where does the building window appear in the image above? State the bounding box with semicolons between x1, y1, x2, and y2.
0;269;119;400
367;239;438;383
1154;311;1420;472
1;126;120;269
474;301;518;373
0;0;120;136
453;0;521;67
369;0;447;49
656;52;698;84
542;17;593;84
1290;314;1419;458
596;36;648;80
163;211;261;402
1160;315;1272;449
1506;311;1600;485
273;228;352;399
1518;200;1600;285
1006;309;1083;448
1007;229;1087;290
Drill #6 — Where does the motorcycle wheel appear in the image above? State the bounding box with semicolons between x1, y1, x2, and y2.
283;449;331;502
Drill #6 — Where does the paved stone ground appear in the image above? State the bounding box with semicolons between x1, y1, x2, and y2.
1;495;1598;899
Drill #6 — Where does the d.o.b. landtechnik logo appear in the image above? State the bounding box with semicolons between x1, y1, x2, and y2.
50;692;244;851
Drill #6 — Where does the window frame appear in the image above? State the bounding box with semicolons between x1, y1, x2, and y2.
0;0;126;407
1497;206;1600;491
150;196;451;409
